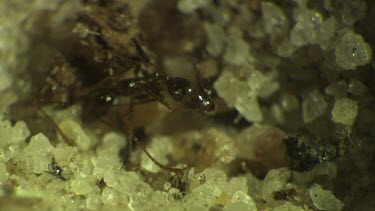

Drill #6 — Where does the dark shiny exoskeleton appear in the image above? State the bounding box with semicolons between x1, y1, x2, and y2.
89;71;216;114
166;76;216;112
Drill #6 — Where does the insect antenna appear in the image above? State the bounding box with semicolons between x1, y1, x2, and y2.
131;36;151;66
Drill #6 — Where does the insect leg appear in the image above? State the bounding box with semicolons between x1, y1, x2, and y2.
33;99;75;146
127;97;185;173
